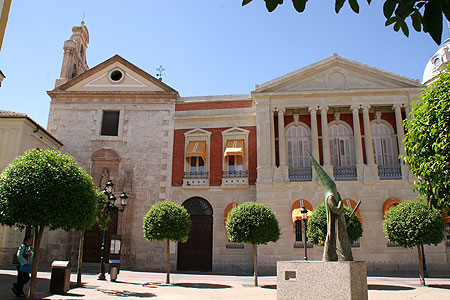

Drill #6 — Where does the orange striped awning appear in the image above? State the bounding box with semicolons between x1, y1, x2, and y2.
185;141;206;161
224;140;244;158
443;211;450;224
291;208;313;223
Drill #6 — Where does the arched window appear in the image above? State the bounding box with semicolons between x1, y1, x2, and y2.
372;122;399;167
343;198;362;222
382;198;402;218
291;200;313;248
383;198;402;247
329;123;354;167
286;125;311;169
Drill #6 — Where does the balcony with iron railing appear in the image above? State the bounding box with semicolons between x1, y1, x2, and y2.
289;167;312;182
183;171;209;187
333;166;357;181
222;170;249;187
378;165;402;180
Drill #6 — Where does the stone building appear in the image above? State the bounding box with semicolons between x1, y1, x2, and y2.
0;110;62;265
25;22;450;275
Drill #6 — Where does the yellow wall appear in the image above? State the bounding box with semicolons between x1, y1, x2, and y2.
0;116;62;265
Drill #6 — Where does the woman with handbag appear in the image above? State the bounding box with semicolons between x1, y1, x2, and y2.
12;236;33;297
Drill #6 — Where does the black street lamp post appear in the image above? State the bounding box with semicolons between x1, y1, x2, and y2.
301;206;308;261
98;180;128;281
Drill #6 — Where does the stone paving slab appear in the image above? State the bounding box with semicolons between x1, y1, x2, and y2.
0;268;449;299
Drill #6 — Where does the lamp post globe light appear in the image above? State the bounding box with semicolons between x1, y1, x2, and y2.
98;180;128;280
301;206;308;261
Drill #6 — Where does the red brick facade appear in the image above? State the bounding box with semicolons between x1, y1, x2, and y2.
175;100;252;111
172;126;257;186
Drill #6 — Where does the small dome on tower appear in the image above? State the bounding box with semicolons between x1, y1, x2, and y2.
423;38;450;84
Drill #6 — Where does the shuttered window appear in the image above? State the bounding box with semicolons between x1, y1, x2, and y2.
286;125;311;169
372;123;399;166
329;123;354;167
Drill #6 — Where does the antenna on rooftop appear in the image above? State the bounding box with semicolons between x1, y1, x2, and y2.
156;65;165;81
82;12;86;25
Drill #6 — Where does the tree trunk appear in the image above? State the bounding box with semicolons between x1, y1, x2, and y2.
76;231;85;287
417;244;426;286
166;239;170;284
253;244;258;287
28;225;45;299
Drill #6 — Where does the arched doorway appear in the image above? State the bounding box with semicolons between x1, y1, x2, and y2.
177;197;213;271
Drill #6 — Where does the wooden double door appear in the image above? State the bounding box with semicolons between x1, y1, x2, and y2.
177;197;213;271
83;210;118;263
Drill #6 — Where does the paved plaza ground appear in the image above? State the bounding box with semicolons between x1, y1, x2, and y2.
1;266;450;299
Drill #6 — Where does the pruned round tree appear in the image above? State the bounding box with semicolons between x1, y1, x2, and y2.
0;148;98;299
383;201;444;286
307;203;363;246
226;202;280;286
403;66;450;211
143;200;191;284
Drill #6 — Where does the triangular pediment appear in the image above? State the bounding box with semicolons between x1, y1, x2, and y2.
51;55;178;95
254;55;423;93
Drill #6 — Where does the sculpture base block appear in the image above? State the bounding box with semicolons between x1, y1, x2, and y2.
277;261;368;300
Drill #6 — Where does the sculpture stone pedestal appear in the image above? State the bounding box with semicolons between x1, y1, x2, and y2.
277;261;368;300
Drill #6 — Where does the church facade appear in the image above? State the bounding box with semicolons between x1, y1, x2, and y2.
37;22;450;275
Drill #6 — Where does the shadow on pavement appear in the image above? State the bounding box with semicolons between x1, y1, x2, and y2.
261;284;276;289
428;284;450;290
173;283;232;289
97;288;156;298
368;284;415;291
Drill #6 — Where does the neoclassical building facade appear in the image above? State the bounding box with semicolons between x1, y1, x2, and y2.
8;22;448;275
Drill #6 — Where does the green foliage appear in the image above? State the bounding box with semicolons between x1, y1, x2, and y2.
383;201;444;247
0;148;97;231
242;0;449;44
95;190;110;231
306;203;363;246
404;67;450;210
226;202;280;245
143;200;191;242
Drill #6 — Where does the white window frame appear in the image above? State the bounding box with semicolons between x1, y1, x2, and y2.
329;121;355;167
371;120;399;167
285;123;312;169
184;128;211;175
221;127;249;175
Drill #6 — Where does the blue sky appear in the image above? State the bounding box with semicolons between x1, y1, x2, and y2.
0;0;444;127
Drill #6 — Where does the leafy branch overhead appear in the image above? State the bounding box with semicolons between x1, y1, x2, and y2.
242;0;450;44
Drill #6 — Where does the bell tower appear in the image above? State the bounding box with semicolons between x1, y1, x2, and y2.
55;21;89;87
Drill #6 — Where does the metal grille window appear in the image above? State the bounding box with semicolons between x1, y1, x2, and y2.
295;220;307;242
100;111;120;136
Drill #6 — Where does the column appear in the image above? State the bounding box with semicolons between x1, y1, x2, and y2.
309;106;320;161
394;104;408;179
394;104;406;158
320;106;331;166
278;108;287;168
270;108;276;169
255;97;272;182
351;105;364;166
362;105;375;165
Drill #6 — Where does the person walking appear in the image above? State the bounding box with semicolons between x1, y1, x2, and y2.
12;236;33;297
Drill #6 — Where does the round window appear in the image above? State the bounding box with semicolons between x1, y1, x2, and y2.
109;69;124;83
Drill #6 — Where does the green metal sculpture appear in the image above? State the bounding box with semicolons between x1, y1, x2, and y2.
309;153;353;261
